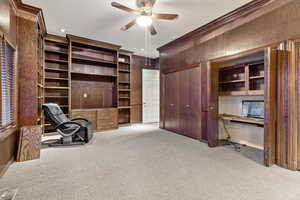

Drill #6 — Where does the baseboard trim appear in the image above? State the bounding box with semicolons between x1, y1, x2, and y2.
0;157;14;178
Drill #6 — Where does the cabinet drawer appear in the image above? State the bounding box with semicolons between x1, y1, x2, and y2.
97;109;118;120
97;120;118;130
71;110;97;129
96;108;118;131
71;108;118;131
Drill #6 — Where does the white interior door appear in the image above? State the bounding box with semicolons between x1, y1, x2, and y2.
142;69;160;123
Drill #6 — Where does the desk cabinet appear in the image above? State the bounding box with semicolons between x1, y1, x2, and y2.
71;108;118;131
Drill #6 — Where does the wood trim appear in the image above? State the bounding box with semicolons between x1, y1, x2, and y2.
13;0;46;35
210;42;281;63
288;40;300;170
0;127;18;143
0;157;14;178
158;0;274;51
287;41;298;170
45;34;68;44
67;34;121;50
264;47;277;166
14;0;43;15
163;63;200;74
119;49;134;55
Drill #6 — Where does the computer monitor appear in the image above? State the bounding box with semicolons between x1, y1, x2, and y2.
241;100;264;119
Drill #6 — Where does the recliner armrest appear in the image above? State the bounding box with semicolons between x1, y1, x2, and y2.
54;121;83;130
71;118;89;123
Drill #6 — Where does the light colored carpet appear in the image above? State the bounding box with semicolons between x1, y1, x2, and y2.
1;123;300;200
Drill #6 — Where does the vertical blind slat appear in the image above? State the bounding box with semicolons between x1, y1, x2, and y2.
1;38;16;127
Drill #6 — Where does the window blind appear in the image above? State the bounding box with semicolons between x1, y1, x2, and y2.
0;37;16;127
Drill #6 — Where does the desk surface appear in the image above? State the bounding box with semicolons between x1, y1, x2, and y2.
219;114;264;126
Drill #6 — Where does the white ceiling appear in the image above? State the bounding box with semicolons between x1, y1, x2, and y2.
24;0;252;58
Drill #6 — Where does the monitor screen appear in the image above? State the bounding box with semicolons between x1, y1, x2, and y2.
241;100;264;119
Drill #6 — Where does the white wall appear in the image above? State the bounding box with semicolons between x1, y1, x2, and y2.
218;96;264;150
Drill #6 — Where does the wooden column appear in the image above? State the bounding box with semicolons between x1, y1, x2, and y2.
264;48;277;166
287;40;300;170
17;15;39;126
207;61;219;147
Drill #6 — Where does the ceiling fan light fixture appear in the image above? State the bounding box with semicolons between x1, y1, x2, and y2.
136;16;152;27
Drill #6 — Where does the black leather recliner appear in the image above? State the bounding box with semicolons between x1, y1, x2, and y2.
42;103;93;146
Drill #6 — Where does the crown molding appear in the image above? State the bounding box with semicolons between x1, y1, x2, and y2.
157;0;275;52
13;0;47;35
67;34;122;50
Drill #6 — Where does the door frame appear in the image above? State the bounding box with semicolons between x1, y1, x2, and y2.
207;43;281;166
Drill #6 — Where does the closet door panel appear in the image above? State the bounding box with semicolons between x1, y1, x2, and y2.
179;70;190;137
188;67;202;139
165;72;179;132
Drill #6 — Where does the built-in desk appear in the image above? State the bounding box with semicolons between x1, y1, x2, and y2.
219;114;264;126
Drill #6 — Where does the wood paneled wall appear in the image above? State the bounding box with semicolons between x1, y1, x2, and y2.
158;0;300;170
131;55;159;123
0;0;45;176
0;0;18;177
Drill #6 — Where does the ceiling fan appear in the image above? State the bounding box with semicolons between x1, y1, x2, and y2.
111;0;178;35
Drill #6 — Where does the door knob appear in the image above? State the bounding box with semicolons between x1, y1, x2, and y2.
186;105;190;108
170;104;174;106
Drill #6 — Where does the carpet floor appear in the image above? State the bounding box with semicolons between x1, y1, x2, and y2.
1;124;300;200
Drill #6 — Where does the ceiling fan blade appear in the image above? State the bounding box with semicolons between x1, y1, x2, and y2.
148;24;157;35
111;2;139;14
121;19;137;31
152;13;178;20
145;0;157;8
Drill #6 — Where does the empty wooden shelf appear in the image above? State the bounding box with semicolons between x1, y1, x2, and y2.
118;50;132;125
44;86;69;90
43;35;70;135
45;58;68;64
45;68;68;72
218;57;265;96
71;71;118;78
45;77;68;81
45;48;68;55
72;55;117;66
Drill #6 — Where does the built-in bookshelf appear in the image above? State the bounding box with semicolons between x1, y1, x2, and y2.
219;59;265;96
67;35;121;131
118;50;132;125
37;24;45;129
41;34;135;134
43;35;70;135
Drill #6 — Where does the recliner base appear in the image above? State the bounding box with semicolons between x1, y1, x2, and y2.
47;137;85;147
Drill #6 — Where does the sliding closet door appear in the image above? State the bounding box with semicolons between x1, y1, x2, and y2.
165;72;179;132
